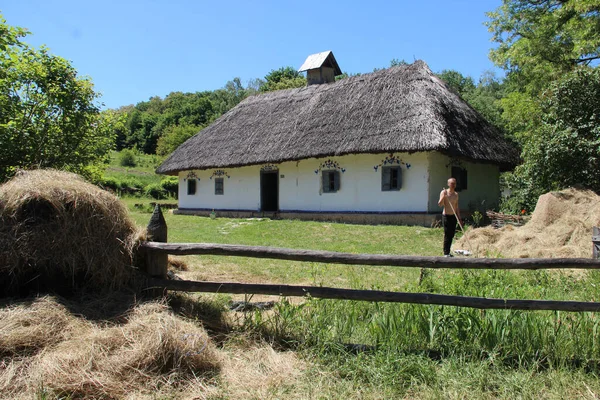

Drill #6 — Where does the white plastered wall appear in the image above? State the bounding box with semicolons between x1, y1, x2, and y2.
278;153;429;212
178;166;262;210
177;152;431;212
427;151;501;213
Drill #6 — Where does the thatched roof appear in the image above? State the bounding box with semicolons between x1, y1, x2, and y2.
157;61;519;175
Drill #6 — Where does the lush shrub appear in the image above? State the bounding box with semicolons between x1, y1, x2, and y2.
119;149;137;167
99;176;120;192
161;177;179;198
145;183;168;200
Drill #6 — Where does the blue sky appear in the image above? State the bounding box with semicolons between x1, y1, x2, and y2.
2;0;504;109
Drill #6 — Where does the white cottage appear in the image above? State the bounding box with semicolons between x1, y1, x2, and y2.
156;52;519;225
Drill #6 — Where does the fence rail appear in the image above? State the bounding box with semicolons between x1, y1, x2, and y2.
141;241;600;270
141;205;600;312
146;277;600;312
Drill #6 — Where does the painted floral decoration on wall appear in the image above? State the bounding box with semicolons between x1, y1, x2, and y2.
314;159;346;174
210;169;230;179
261;164;278;172
184;171;200;181
373;154;411;171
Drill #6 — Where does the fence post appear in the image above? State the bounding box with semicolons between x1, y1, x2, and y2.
593;227;600;259
146;204;168;296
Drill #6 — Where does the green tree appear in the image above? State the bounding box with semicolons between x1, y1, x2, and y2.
437;70;476;96
0;15;114;182
389;58;409;67
487;0;600;94
487;1;600;211
156;124;201;157
502;67;600;212
260;66;306;92
438;69;507;133
112;77;251;154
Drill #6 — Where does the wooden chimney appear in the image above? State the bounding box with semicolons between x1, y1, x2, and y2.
298;51;342;86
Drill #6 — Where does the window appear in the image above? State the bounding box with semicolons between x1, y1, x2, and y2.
382;166;401;191
214;177;224;195
322;170;340;193
187;179;196;195
451;166;468;191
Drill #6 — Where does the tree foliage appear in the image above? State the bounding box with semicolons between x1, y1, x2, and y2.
113;77;254;154
438;69;507;133
486;1;600;212
156;124;201;157
487;0;600;93
0;15;114;182
504;67;600;212
259;66;305;92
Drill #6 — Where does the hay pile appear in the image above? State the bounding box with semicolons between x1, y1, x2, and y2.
457;188;600;258
0;169;141;294
0;296;221;399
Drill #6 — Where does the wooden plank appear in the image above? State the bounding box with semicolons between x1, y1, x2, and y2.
147;278;600;312
145;206;168;297
140;242;600;270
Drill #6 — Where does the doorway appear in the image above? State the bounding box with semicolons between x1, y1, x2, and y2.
260;171;279;212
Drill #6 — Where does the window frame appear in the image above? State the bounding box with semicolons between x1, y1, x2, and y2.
187;179;197;195
381;166;401;191
451;166;468;192
214;177;224;195
321;170;340;193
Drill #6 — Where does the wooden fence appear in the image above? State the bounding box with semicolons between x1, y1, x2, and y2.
140;206;600;312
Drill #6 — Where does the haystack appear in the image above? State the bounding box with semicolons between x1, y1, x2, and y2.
457;188;600;258
0;169;141;295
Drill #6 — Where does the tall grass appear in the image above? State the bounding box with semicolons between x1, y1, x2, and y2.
125;209;600;397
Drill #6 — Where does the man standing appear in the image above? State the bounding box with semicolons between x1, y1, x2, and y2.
438;178;461;257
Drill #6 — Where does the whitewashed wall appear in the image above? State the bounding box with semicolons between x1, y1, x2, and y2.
427;151;501;213
177;152;430;212
178;166;262;210
177;152;499;213
277;153;429;212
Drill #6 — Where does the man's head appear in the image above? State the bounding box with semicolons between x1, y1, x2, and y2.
447;178;457;190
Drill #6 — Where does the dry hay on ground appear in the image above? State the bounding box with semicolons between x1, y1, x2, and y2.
219;341;305;398
0;296;221;399
0;169;142;295
0;295;307;399
457;188;600;258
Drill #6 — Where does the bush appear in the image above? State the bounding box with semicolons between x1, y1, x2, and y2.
160;177;178;198
98;176;120;192
145;183;168;200
119;149;137;167
120;177;144;190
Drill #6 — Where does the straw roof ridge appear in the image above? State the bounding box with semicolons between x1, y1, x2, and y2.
156;60;519;175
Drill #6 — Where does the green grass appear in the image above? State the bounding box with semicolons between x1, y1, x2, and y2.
121;198;600;398
103;150;164;187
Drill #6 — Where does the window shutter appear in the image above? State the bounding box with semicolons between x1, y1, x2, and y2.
333;171;340;192
322;172;329;193
396;167;402;189
215;178;224;195
382;168;391;191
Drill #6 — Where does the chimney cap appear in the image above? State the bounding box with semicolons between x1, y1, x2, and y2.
298;50;342;75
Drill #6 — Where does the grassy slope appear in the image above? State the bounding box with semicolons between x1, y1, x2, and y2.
124;199;600;399
103;150;166;188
